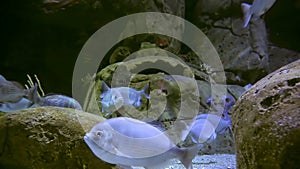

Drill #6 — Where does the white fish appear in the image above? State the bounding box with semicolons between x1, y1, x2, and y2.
188;118;217;144
241;0;277;27
84;117;198;169
100;82;150;116
0;75;31;103
195;114;231;135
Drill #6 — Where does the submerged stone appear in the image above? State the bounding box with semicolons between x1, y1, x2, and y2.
0;107;112;169
232;59;300;169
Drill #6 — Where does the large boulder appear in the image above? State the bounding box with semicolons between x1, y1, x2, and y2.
232;59;300;168
0;107;112;169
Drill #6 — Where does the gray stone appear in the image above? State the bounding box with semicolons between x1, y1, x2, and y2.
0;107;112;169
232;59;300;169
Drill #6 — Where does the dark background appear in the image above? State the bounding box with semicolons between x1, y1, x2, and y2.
0;0;299;96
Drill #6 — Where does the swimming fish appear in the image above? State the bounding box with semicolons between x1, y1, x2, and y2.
100;82;150;116
188;118;217;144
195;113;231;135
206;95;236;117
241;0;277;27
84;117;198;169
204;95;236;132
0;98;34;113
0;75;31;103
30;86;82;110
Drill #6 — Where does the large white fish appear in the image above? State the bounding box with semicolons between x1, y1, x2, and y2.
84;117;199;169
241;0;277;27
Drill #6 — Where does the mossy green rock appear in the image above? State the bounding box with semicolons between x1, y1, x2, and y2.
232;59;300;169
0;107;112;169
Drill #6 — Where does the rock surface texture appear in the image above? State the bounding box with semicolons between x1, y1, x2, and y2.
0;107;112;169
232;59;300;169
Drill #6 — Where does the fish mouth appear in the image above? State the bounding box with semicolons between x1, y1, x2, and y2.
84;135;106;155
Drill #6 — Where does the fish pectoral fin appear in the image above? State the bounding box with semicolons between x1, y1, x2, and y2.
133;99;141;107
241;3;252;27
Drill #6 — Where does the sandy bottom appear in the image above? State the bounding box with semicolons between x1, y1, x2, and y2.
132;154;236;169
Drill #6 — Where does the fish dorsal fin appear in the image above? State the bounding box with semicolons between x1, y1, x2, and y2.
101;81;110;92
100;81;111;98
26;83;41;104
241;3;252;27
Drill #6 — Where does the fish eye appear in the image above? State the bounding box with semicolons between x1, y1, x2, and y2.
225;98;231;103
96;131;102;137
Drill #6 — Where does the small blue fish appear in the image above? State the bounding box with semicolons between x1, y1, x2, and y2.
0;98;34;113
30;86;82;110
84;117;198;169
100;82;150;116
205;95;236;132
241;0;277;27
0;75;31;103
206;95;236;118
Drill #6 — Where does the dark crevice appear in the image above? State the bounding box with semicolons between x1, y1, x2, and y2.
260;94;280;109
287;78;300;87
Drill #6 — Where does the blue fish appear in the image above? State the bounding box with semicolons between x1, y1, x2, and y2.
84;117;198;169
30;86;82;110
0;98;34;113
203;95;236;134
206;95;235;118
100;82;150;116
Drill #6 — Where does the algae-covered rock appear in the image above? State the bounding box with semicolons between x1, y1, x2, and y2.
0;107;112;169
232;59;300;169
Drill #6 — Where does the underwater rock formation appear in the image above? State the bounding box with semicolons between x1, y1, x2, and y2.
0;107;112;169
232;59;300;169
192;0;271;84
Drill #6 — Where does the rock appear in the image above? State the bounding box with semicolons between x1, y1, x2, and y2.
268;45;300;73
191;0;270;84
0;107;112;169
232;59;300;169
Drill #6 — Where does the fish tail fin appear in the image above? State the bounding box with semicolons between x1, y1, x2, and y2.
241;3;252;27
26;83;40;104
178;146;199;169
141;83;150;99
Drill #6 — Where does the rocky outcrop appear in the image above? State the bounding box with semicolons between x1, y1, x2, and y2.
0;107;112;169
232;59;300;169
